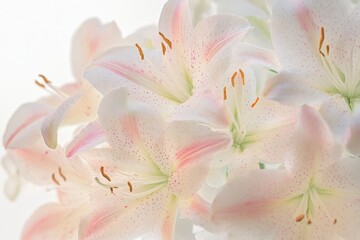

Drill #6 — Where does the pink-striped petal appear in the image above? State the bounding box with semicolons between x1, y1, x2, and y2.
41;94;81;149
66;120;106;158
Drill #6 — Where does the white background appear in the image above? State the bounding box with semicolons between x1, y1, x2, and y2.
0;0;166;239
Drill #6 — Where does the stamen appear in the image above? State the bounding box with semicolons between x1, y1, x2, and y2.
38;74;51;84
127;181;133;192
251;97;260;108
161;42;167;55
326;45;330;55
51;173;60;186
135;43;144;60
100;166;111;182
223;86;227;100
231;72;237;87
36;74;68;98
35;80;46;89
295;214;305;222
319;26;325;57
58;167;66;182
110;186;118;194
159;32;172;49
239;69;245;86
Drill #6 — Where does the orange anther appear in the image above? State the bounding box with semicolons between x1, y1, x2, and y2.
239;69;245;86
161;42;167;55
251;97;260;108
159;32;172;49
127;181;133;192
135;43;144;60
58;167;66;181
295;214;305;222
51;173;60;186
231;72;237;87
100;166;111;182
38;74;51;84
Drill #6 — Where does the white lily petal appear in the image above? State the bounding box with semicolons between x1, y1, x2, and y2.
98;88;167;173
71;18;123;80
4;173;21;201
41;94;81;149
319;94;352;138
66;120;107;158
192;15;250;63
22;203;86;240
264;72;328;106
345;112;360;156
79;188;173;240
3;102;52;149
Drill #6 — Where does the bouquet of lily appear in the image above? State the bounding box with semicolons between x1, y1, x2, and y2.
3;0;360;239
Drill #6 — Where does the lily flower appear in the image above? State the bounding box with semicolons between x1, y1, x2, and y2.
211;105;360;239
3;139;95;240
215;0;274;48
70;88;231;239
3;18;123;150
173;65;296;172
265;0;360;136
84;0;276;108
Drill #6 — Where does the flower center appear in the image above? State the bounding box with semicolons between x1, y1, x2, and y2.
222;69;260;151
292;182;337;226
318;27;360;110
95;165;168;198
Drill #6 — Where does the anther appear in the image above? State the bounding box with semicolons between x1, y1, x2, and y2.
127;181;133;192
223;86;227;100
251;97;260;108
231;72;237;87
100;166;111;182
307;219;312;225
110;186;118;194
295;214;305;222
35;80;46;89
333;218;337;225
239;69;245;86
159;32;172;49
319;26;325;57
38;74;51;84
58;167;66;182
135;43;144;60
326;45;330;55
51;173;60;186
161;42;167;55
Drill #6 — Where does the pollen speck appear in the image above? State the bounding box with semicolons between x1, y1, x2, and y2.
333;218;337;225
